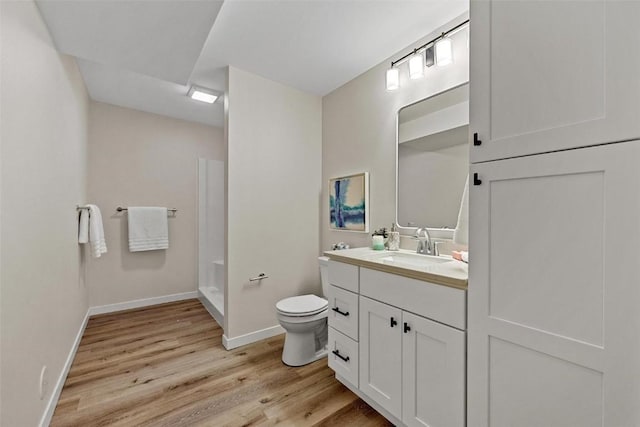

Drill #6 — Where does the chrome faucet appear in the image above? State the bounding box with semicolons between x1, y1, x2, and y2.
415;227;436;255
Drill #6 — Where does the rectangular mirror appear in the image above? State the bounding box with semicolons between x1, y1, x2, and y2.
396;83;469;234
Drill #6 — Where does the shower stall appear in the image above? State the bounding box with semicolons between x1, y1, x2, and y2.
198;158;225;327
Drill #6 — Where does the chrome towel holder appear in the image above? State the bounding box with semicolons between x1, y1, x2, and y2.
116;206;178;213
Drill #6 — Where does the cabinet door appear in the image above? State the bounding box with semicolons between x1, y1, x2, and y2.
402;312;465;427
468;141;640;426
470;0;640;163
359;296;402;419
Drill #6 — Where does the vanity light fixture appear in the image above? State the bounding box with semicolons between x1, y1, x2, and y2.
385;18;469;91
386;67;400;91
425;46;435;67
435;36;453;66
188;85;218;104
408;51;425;79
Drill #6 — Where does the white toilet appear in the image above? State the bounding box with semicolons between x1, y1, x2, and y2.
276;256;330;366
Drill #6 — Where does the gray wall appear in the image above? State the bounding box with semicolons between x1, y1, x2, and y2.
226;66;322;341
87;101;224;307
322;13;469;249
1;2;89;424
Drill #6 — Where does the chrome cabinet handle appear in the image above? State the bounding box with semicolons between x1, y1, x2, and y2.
249;273;268;282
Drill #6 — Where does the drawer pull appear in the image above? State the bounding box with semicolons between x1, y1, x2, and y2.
331;307;350;317
390;317;398;327
332;349;350;362
404;322;411;333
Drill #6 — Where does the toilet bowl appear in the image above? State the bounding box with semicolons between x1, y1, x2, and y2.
276;256;330;366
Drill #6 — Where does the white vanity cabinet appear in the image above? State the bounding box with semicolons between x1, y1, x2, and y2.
402;312;465;427
468;141;640;426
470;0;640;163
359;296;403;418
327;260;360;387
360;296;466;426
327;259;467;427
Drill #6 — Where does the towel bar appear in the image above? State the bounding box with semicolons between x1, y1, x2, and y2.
116;206;178;213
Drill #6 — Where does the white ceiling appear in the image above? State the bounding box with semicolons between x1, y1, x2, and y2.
36;0;468;128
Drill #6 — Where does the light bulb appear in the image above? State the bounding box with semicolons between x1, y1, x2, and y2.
435;37;453;66
386;68;399;91
408;53;425;79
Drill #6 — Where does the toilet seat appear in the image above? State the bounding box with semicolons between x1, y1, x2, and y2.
276;294;328;317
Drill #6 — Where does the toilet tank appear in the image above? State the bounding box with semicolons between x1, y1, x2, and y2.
318;256;330;297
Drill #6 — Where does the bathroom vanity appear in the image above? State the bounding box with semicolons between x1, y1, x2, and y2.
324;248;468;427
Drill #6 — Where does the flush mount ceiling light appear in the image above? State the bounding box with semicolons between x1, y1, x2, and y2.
385;18;468;91
188;85;218;104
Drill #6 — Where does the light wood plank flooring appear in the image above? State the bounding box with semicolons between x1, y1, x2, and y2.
51;299;392;426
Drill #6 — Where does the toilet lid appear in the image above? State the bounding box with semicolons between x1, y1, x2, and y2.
276;294;328;316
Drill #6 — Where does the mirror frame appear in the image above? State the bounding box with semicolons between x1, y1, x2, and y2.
395;81;470;238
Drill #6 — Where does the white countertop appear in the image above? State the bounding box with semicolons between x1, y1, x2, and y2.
324;247;468;290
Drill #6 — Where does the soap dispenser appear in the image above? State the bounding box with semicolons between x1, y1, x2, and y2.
387;223;400;251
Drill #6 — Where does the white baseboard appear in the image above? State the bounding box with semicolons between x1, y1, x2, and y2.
223;325;285;350
88;291;198;316
39;309;90;427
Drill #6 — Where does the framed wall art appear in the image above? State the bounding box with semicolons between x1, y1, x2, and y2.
329;172;369;232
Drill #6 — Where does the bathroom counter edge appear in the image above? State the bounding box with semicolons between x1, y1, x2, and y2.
324;249;468;290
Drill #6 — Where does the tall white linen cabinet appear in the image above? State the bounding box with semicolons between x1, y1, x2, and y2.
467;1;640;426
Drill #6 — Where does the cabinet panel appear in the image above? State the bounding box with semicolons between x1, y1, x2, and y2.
489;171;604;346
327;285;358;340
359;296;402;419
328;327;359;387
468;141;640;426
402;312;465;427
489;337;602;427
328;260;359;292
360;268;466;330
470;0;640;163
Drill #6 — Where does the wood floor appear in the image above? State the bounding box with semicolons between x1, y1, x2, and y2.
51;299;392;426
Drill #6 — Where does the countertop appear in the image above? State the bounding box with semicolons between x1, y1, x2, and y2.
323;247;468;290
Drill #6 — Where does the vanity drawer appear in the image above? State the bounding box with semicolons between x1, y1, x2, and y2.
328;260;359;292
360;267;466;330
327;285;359;340
328;327;359;387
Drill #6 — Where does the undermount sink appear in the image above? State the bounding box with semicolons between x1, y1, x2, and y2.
367;251;451;269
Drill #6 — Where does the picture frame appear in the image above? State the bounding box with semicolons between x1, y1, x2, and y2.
329;172;369;232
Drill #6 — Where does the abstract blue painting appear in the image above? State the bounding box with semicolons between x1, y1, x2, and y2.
329;172;369;232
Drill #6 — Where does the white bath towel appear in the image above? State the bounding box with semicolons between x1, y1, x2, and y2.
88;204;107;258
127;207;169;252
78;208;89;244
453;175;469;246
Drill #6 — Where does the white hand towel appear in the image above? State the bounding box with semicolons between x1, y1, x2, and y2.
127;207;169;252
88;204;108;258
453;175;469;246
78;208;89;244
